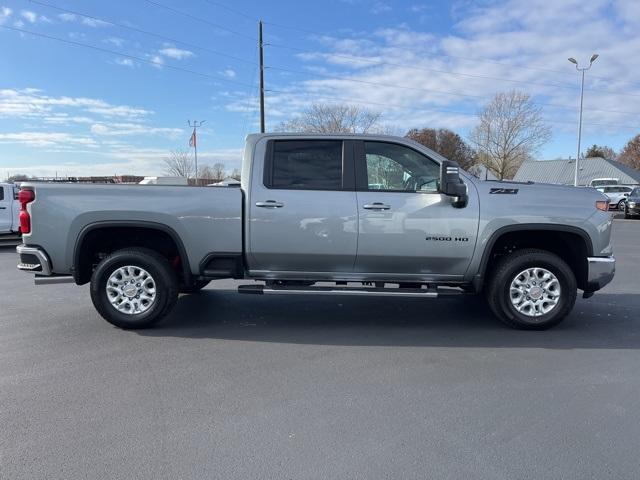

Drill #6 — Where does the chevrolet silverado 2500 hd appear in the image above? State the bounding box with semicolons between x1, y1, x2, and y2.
16;134;615;330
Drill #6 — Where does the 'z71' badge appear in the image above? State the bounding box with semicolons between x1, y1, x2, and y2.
490;188;519;194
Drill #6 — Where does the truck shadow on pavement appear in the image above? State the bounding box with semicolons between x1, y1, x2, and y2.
137;290;640;349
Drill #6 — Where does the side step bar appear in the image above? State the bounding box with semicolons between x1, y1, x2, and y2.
238;284;439;298
34;275;75;285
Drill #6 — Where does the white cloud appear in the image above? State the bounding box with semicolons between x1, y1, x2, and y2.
149;54;164;69
90;122;183;138
0;132;98;147
115;57;135;67
20;10;36;23
221;68;236;78
0;88;153;119
57;13;76;22
104;37;124;47
81;17;109;27
262;0;640;143
0;6;11;24
158;47;195;60
371;2;392;14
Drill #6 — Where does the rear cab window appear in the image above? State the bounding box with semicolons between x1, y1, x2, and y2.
264;140;348;190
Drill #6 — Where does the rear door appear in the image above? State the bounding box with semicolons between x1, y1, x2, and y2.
353;140;479;279
0;186;12;233
248;138;358;274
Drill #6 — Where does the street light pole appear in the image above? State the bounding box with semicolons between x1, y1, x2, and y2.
568;54;598;187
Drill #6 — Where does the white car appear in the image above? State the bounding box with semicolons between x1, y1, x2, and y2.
0;183;20;234
597;185;635;210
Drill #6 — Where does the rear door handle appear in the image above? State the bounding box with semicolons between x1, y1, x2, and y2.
363;202;391;210
0;207;6;210
256;200;284;208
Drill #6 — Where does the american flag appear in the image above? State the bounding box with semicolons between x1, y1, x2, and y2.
189;128;196;148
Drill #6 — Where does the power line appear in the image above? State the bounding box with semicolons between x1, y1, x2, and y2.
201;0;256;21
0;24;256;87
142;0;256;41
30;0;257;65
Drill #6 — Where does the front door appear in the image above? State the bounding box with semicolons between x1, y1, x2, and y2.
353;140;479;279
248;138;358;275
0;186;12;234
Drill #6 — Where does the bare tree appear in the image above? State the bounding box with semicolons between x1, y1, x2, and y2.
211;163;226;181
469;91;551;180
7;173;36;182
585;144;616;160
406;128;476;170
277;103;382;134
163;149;194;178
199;165;214;180
618;134;640;170
230;168;241;181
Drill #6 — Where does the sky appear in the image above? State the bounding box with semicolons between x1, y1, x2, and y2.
1;0;640;179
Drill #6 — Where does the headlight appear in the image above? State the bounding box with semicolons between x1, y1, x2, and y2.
629;202;636;207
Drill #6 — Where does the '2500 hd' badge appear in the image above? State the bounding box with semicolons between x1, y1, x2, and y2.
425;236;469;242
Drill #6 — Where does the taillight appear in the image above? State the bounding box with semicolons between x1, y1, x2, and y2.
18;189;35;234
595;199;609;211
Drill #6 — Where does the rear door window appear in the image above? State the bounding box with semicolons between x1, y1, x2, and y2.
267;140;343;190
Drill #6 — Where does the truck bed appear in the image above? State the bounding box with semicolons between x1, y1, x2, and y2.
21;183;243;276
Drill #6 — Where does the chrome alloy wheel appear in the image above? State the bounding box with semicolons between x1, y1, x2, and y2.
106;265;156;315
509;267;561;317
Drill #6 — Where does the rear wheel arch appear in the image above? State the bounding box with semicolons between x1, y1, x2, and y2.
73;221;191;285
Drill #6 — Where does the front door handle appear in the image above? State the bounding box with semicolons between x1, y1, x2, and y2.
363;202;391;210
0;207;6;210
256;200;284;208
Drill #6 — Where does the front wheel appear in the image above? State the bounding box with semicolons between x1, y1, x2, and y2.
618;200;626;211
90;248;179;329
485;249;577;330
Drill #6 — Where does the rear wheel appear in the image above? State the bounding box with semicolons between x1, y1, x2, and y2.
90;248;178;329
485;249;577;330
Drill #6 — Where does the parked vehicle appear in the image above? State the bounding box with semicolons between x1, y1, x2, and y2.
0;183;20;235
624;187;640;219
589;178;619;188
16;134;615;330
597;185;635;210
139;176;189;185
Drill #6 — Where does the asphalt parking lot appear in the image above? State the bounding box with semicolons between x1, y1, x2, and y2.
1;220;639;479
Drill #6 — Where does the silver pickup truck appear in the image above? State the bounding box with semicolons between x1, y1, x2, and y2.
16;133;615;330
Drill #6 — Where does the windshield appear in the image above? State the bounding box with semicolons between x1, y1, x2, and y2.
591;179;618;187
632;187;640;196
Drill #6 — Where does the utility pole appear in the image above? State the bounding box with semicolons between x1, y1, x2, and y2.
259;20;265;133
568;54;598;187
188;120;205;183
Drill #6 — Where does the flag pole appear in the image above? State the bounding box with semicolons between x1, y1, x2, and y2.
188;120;205;184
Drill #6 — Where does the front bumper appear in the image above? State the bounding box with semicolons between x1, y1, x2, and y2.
16;244;52;275
626;204;640;215
585;256;615;292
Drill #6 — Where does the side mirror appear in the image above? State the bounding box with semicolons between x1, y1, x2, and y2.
440;160;468;208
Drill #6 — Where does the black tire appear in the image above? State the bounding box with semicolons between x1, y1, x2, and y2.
90;248;179;329
618;200;626;211
179;279;210;294
485;248;577;330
